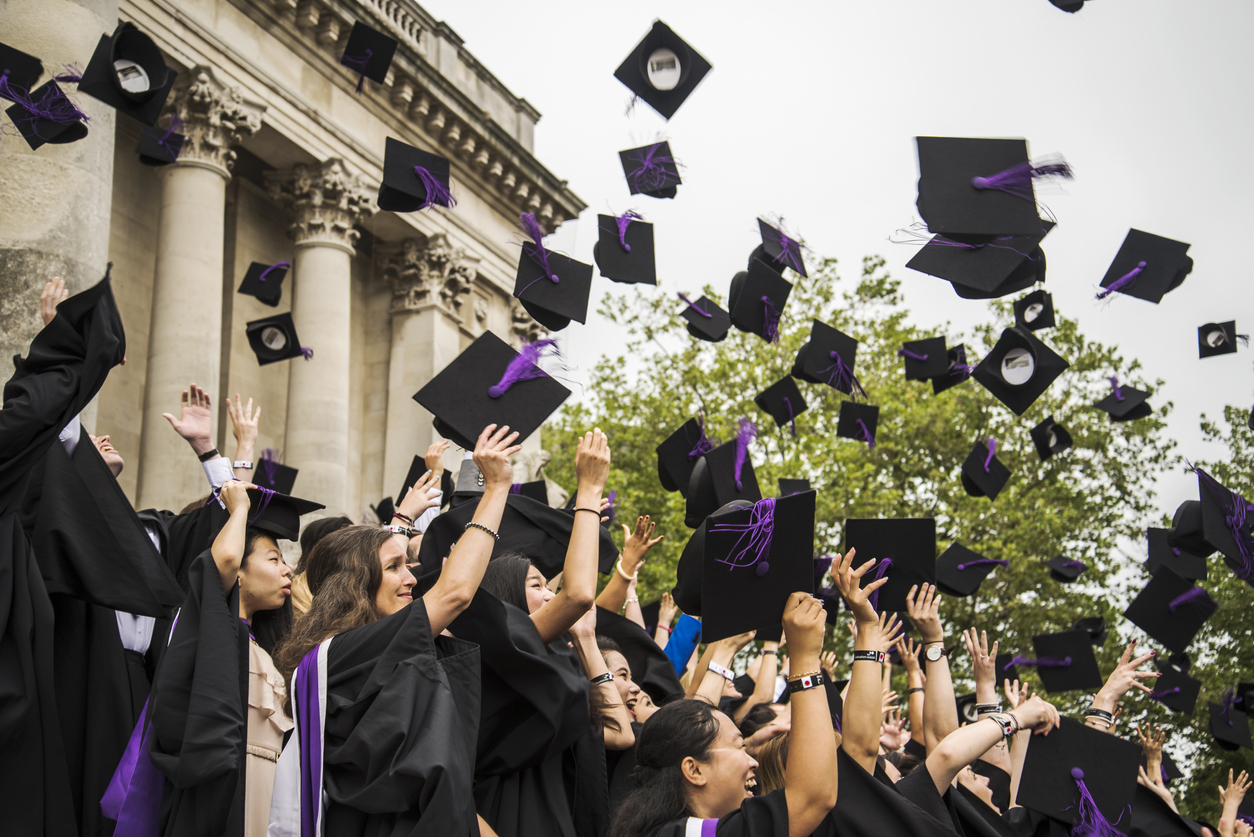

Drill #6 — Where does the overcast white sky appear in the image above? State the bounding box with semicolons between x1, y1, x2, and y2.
421;0;1254;515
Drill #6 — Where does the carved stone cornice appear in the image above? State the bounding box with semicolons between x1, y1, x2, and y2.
510;298;546;345
166;66;266;173
382;233;480;316
265;159;375;251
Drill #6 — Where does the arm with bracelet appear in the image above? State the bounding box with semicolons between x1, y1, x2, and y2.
907;583;958;753
654;592;679;650
896;637;926;741
570;606;636;750
921;696;1060;796
733;641;779;724
1084;639;1158;734
780;592;839;837
830;547;893;773
225;394;260;482
594;514;663;615
964;626;1011;770
690;631;755;704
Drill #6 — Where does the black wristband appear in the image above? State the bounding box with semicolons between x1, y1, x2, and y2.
590;672;614;686
787;672;826;694
906;687;924;696
197;448;219;462
853;650;886;664
761;649;777;656
1085;706;1115;722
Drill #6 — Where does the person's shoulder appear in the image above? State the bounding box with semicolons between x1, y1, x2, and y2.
654;792;791;837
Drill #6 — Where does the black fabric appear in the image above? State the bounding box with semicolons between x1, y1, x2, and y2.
594;605;685;704
0;274;125;837
973;760;1013;816
811;749;957;837
897;761;963;834
652;787;790;837
568;729;609;837
956;783;1021;837
606;722;642;819
322;597;482;837
905;736;929;761
1129;784;1199;837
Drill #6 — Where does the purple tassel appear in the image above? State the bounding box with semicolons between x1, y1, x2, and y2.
53;63;83;84
1007;655;1072;668
509;483;522;495
1109;376;1125;402
782;396;797;438
626;142;676;193
0;72;90;129
1238;815;1254;828
1160;766;1171;785
613;210;641;252
341;48;373;94
687;415;718;460
1058;559;1087;571
821;352;868;400
248;487;277;523
156;115;182;161
761;296;781;343
1167;586;1210;612
259;449;280;488
709;497;776;575
733;418;756;492
299;346;314;360
814;555;835;582
771;226;805;273
898;347;929;362
1222;688;1237;725
957;558;1010;572
259;261;290;282
1067;767;1128;837
971;158;1074;202
413;166;455;210
1186;462;1253;579
1171;547;1182;557
983;437;997;473
606;490;619;523
866;558;893;613
950;361;975;378
517;213;560;294
1096;261;1146;301
677;292;713;318
856;419;876;449
488;338;558;399
1150;686;1181;702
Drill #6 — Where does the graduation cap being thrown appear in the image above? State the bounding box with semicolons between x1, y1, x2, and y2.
1010;630;1103;693
1094;376;1152;422
4;79;90;149
899;337;949;381
905;221;1053;300
729;258;792;344
935;543;1007;597
931;343;975;395
677;293;731;342
237;260;290;308
961;437;1011;501
594;211;656;285
971;325;1070;416
339;20;398;94
1047;555;1087;582
1209;693;1253;751
78;21;176;126
685;419;761;529
1095;229;1193;304
253;449;298;496
779;478;810;496
844;517;937;614
754;376;808;437
620;141;682;199
1015;290;1056;331
0;41;45;92
1145;527;1209;581
1146;665;1202;714
245;312;312;366
1030;416;1072;461
837;401;878;449
1198;321;1246;359
613;21;712;120
377;137;454;213
513;213;592;330
1188;463;1254;582
754;218;808;277
657;417;718;497
793;319;866;398
135;117;184;166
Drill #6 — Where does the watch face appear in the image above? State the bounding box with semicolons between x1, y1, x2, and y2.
926;645;942;661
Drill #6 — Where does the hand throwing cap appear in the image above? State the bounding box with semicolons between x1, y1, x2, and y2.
843;517;936;614
915;137;1049;237
657;417;718;497
245;313;306;366
1096;229;1192;304
961;438;1011;501
935;543;1006;597
613;21;712;120
78;22;177;126
237;261;289;308
377;137;454;212
678;293;731;342
729;258;792;343
1015;290;1057;331
594;212;657;285
513;214;593;330
339;21;398;89
243;489;325;542
412;330;571;450
754;377;808;435
972;326;1070;416
620;141;682;199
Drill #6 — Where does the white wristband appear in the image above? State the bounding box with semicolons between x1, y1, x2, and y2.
707;661;735;682
233;460;254;470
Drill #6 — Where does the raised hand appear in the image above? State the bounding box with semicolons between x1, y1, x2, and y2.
1136;723;1166;763
963;627;1000;696
398;468;442;520
425;439;450;478
831;548;886;625
569;603;598;639
1220;769;1251;818
820;650;838;679
162;383;217;456
878;612;905;653
219;480;254;515
781;592;826;661
896;637;921;675
622;515;664;573
1008;694;1061;736
880;708;907;751
1092;640;1159;714
905;583;943;644
657;591;678;627
881;690;901;717
40;277;69;326
1003;678;1030;710
473;424;522;490
574;429;611;494
226;394;261;448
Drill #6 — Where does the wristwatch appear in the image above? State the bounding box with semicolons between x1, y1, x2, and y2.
924;643;947;663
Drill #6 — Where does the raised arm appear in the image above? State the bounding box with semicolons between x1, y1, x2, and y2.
832;548;892;772
595;515;663;614
690;631;755;704
923;696;1059;796
897;638;926;741
623;577;645;627
531;429;611;644
964;627;1010;770
1219;769;1251;831
654;592;678;649
781;592;839;837
1085;640;1158;734
1004;679;1032;808
162;384;233;488
733;641;780;724
907;584;958;753
569;606;636;750
423;424;520;636
210;481;255;595
225;394;261;481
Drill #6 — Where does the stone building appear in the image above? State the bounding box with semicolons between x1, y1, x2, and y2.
1;0;584;517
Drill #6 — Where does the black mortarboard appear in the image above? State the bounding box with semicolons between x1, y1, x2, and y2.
412;330;570;450
685;430;762;529
619;142;682;199
245;313;306;366
657;418;717;497
1018;717;1141;830
672;520;708;615
956;693;980;725
398;455;428;504
377;137;453;212
1124;566;1217;652
1046;555;1087;582
1193;467;1254;577
844;517;936;614
594;213;656;285
1096;229;1193;304
972;326;1070;416
678;293;731;342
899;337;949;381
1159;651;1192;674
1071;616;1108;646
1094;377;1152;422
961;438;1011;501
513;240;593;331
4;80;90;149
792;319;862;395
244;489;325;541
254;453;298;495
932;343;974;395
906;222;1053;299
997;653;1020;684
78;22;177;126
754;376;808;435
135;122;184;166
1198;321;1243;359
1050;1;1087;11
1148;665;1201;714
1209;700;1252;750
755;219;808;278
1030;416;1072;461
915;137;1045;237
836;401;879;449
1237;682;1254;714
237;260;289;308
339;21;398;88
1167;500;1214;558
729;258;792;344
510;481;548;504
370;497;395;525
0;41;45;91
613;21;711;120
1015;290;1056;331
778;479;810;496
701;492;816;642
1026;630;1103;692
1146;527;1209;581
935;543;1005;597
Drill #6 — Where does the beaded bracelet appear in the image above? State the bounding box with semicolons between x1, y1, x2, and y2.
464;521;500;541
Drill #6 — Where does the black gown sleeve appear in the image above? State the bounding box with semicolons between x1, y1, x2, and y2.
652;789;791;837
972;759;1012;815
896;761;963;833
809;748;959;837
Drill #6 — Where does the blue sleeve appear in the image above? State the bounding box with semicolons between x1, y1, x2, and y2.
665;614;702;675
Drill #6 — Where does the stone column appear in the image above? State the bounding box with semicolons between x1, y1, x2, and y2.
266;160;374;514
0;0;117;382
135;67;264;510
381;234;481;493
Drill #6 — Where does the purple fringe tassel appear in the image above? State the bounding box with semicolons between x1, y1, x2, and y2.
761;296;781;343
677;292;712;318
259;448;280;488
626;142;676;193
856;418;876;449
1067;767;1128;837
248;487;277;524
866;558;893;613
687;415;718;460
1150;686;1181;702
1109;376;1125;402
1096;261;1147;301
983;437;997;472
709;497;776;575
0;71;90;128
259;261;290;282
488;338;558;399
1186;462;1254;579
518;212;560;287
782;396;797;438
898;347;929;362
413;166;455;210
957;558;1009;572
341;48;373;94
300;346;314;360
613;210;641;252
971;158;1074;202
822;352;868;400
772;227;805;273
1167;586;1209;612
733;418;756;492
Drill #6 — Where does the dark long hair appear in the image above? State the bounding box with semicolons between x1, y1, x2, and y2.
295;515;353;574
480;551;532;611
607;699;721;837
241;529;292;657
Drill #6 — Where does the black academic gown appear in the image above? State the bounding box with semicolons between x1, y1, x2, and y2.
593;606;685;704
972;760;1013;817
0;275;126;837
810;749;958;837
606;722;643;820
652;789;791;837
1128;784;1203;837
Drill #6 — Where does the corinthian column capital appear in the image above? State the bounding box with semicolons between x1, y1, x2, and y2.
167;66;265;174
265;159;376;253
382;233;481;317
510;298;547;345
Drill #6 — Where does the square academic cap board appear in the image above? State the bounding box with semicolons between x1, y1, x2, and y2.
237;261;289;307
1018;717;1141;830
1194;468;1254;577
377;137;453;213
1030;416;1072;461
244;489;324;541
779;478;810;496
906;222;1053;299
620;142;682;199
613;21;712;120
513;245;593;331
0;41;45;91
135;123;184;166
1209;702;1253;750
1094;380;1153;422
78;22;177;126
793;319;861;393
657;418;714;496
915;137;1044;237
685;438;762;529
412;330;570;451
1198;322;1242;359
1097;229;1192;304
729;258;792;343
961;439;1011;501
1015;290;1056;331
594;214;657;285
254;458;298;496
1028;630;1103;692
679;294;731;342
754;376;807;433
339;21;398;86
935;543;1004;597
837;401;879;448
971;326;1070;416
5;81;90;149
1145;527;1208;581
843;518;936;614
932;343;974;395
900;337;949;381
1124;566;1217;653
756;219;808;277
1149;665;1202;714
245;313;305;366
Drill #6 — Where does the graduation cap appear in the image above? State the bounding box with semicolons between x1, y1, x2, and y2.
1147;665;1202;714
677;293;731;342
1018;717;1141;832
1071;616;1108;646
78;22;176;126
961;437;1011;500
594;212;656;285
755;219;808;277
513;214;592;331
245;312;309;366
244;488;325;541
685;421;762;529
844;517;937;614
4;79;90;149
237;260;289;308
339;20;398;92
935;543;1007;597
906;222;1053;300
729;258;792;344
779;478;810;496
997;653;1020;684
1167;500;1215;559
931;343;975;395
369;496;395;525
1096;229;1192;304
0;41;45;92
1049;0;1088;11
1189;465;1254;580
510;481;548;503
1016;630;1103;692
1046;555;1086;582
899;337;949;381
1094;376;1154;422
254;449;298;495
672;519;709;615
397;455;428;505
412;331;570;450
1209;697;1253;751
613;20;711;120
1030;416;1072;461
972;325;1070;416
1237;683;1254;714
1124;567;1218;652
1145;527;1209;581
915;137;1064;237
1198;321;1245;359
792;320;865;397
619;142;682;199
135;120;184;166
377;137;453;212
657;418;718;497
836;401;879;449
1015;290;1056;331
754;376;808;437
701;492;816;642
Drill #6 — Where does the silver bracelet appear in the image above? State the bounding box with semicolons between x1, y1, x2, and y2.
387;524;413;538
232;460;254;470
464;521;500;541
